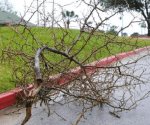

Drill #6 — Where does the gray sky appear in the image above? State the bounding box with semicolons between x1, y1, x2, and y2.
5;0;147;35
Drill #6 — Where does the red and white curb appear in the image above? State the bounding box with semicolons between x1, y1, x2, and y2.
0;47;149;110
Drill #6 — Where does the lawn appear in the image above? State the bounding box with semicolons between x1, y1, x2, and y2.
0;26;150;93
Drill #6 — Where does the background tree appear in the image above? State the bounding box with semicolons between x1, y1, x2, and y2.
0;0;16;14
62;10;78;28
106;25;118;35
100;0;150;36
131;32;139;37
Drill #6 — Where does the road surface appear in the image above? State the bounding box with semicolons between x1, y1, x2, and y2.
1;50;150;125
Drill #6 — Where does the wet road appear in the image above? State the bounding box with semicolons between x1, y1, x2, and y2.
1;50;150;125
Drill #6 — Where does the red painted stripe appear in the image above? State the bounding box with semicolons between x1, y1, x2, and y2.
0;47;149;110
0;88;21;109
0;85;33;110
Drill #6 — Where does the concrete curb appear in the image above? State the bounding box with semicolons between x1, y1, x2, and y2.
0;47;149;110
0;85;33;110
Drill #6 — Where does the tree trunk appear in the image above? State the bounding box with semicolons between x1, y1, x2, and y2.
66;20;70;29
148;24;150;36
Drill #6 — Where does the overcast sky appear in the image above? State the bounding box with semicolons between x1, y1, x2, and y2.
2;0;147;35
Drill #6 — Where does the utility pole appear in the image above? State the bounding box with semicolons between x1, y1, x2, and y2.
52;0;54;28
121;12;123;36
43;0;46;27
37;0;39;26
24;0;26;14
119;8;123;36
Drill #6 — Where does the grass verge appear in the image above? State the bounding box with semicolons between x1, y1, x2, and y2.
0;26;150;93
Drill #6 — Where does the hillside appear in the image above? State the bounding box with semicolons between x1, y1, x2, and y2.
0;26;150;93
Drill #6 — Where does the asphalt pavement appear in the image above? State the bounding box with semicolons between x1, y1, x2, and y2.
1;49;150;125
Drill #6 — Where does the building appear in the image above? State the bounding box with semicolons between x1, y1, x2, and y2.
0;10;34;26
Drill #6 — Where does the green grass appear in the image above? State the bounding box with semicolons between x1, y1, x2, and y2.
0;26;150;93
0;64;15;92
